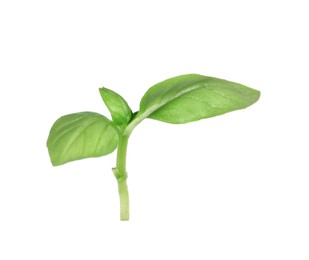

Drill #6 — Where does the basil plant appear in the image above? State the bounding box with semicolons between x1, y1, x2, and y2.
47;74;260;220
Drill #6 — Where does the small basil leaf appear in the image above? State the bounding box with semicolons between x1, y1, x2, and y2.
99;87;132;126
139;74;260;124
47;112;119;166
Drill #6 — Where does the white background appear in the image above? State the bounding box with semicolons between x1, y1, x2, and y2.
0;0;308;259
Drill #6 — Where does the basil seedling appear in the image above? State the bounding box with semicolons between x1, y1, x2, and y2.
47;74;260;220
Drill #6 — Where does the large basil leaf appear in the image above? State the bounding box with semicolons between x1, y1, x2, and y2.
138;74;260;124
47;112;119;166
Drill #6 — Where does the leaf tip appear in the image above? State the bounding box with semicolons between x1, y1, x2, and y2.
46;143;61;166
252;88;261;104
99;86;106;94
50;160;61;167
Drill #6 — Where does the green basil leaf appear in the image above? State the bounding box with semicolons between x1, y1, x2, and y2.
47;112;119;166
99;87;132;126
138;74;260;124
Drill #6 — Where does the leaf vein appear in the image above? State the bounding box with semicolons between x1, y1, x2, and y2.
59;120;102;161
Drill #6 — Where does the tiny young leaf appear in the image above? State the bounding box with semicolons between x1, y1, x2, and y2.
99;87;132;126
47;112;119;166
138;74;260;124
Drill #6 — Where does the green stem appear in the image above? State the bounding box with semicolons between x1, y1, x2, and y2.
113;134;130;221
117;178;129;221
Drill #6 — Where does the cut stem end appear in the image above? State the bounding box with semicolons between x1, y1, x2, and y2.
117;178;129;221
